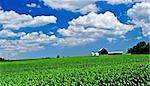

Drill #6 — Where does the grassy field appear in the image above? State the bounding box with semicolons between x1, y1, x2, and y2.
0;54;149;86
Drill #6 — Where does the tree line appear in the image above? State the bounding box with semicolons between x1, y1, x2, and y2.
0;58;5;61
127;41;150;54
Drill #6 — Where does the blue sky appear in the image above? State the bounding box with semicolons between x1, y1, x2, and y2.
0;0;149;59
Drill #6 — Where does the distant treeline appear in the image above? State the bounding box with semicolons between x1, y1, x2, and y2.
128;41;150;54
0;58;5;61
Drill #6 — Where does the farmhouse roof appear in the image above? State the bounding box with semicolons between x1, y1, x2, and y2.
108;51;123;54
98;48;106;51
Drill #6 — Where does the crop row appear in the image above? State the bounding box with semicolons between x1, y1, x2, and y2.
0;64;149;86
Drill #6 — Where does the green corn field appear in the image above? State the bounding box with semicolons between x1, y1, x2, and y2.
0;54;150;86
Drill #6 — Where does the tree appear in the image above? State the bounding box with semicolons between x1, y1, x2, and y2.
145;43;150;54
127;41;150;54
0;58;5;61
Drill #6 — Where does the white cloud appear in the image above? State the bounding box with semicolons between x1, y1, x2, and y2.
78;4;99;14
0;10;57;30
42;0;150;14
0;30;18;37
100;0;150;5
42;0;150;12
0;31;57;59
20;32;57;44
26;3;37;8
42;0;99;14
57;11;133;46
0;6;2;9
133;0;150;3
106;0;132;5
0;10;57;59
26;3;41;8
136;36;142;40
127;2;150;36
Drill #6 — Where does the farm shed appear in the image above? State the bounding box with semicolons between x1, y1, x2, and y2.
108;51;123;55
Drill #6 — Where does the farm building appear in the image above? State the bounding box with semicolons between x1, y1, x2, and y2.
91;48;123;56
98;48;108;55
91;48;108;56
108;51;123;55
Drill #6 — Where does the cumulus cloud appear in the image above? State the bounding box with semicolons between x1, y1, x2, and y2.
133;0;150;3
20;32;57;44
57;11;133;46
105;0;132;5
42;0;150;14
42;0;149;13
0;31;57;59
0;30;18;37
0;10;57;30
42;0;99;14
78;4;100;14
26;3;41;8
136;36;142;40
100;0;149;4
0;10;58;59
127;2;150;36
26;3;37;8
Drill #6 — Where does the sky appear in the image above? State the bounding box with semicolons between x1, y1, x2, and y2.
0;0;149;59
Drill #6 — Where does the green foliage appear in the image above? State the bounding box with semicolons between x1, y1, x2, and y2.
128;41;150;54
0;55;150;86
0;58;5;61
